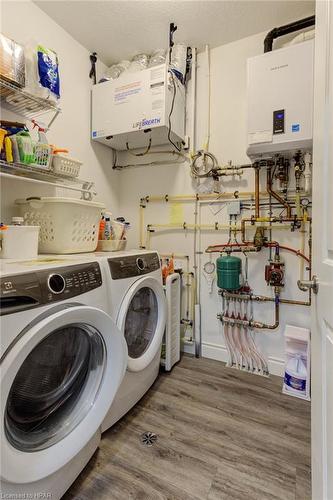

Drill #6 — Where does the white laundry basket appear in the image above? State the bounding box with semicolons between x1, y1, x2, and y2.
16;197;105;254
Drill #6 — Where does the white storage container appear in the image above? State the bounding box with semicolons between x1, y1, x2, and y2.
96;240;127;252
16;197;104;254
52;154;82;178
0;225;39;259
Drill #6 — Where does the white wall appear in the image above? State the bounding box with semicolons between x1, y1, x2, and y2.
1;0;119;221
117;32;311;376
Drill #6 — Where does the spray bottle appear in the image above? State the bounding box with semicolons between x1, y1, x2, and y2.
32;120;48;144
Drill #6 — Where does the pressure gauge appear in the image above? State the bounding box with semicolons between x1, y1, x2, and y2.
301;198;310;208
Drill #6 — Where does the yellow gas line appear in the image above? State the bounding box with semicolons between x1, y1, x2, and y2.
143;190;307;204
147;222;293;231
148;223;239;230
139;191;307;248
159;253;190;260
139;205;145;248
146;191;261;203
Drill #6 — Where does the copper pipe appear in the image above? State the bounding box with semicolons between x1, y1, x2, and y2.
252;297;280;329
220;294;280;329
266;167;292;218
280;298;310;306
206;243;259;253
255;166;260;218
221;290;310;307
240;217;312;245
264;242;310;263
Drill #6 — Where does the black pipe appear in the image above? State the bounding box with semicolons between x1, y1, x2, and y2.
264;15;315;53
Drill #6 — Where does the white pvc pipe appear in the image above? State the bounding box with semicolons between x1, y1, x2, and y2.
204;44;211;151
190;47;197;155
194;303;201;357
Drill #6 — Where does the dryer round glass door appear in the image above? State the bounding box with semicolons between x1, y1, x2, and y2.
118;276;167;372
1;305;127;485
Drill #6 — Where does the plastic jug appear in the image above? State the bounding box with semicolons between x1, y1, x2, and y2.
284;354;307;394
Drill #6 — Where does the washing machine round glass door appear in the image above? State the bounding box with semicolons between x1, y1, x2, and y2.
117;276;167;372
1;305;126;485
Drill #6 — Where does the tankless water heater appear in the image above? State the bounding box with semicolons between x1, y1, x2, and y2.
246;39;314;159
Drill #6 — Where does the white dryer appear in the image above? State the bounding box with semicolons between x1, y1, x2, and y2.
100;250;166;431
0;258;127;499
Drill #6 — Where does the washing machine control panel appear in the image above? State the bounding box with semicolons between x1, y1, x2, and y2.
108;253;160;279
42;262;102;302
0;262;102;315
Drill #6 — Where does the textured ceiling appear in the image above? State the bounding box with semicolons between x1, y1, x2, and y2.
34;0;315;65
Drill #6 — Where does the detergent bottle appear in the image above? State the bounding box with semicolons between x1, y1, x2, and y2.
284;354;307;395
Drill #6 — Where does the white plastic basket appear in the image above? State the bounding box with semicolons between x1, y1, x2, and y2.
15;197;105;254
52;154;82;178
31;143;53;170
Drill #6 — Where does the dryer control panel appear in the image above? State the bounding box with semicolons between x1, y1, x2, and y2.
108;253;160;280
0;262;102;316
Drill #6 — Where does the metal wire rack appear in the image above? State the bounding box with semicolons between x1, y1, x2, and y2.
0;78;61;127
0;160;96;200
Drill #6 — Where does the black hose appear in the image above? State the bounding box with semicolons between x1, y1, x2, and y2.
264;15;315;53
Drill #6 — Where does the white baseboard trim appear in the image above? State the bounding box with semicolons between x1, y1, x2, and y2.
201;342;285;377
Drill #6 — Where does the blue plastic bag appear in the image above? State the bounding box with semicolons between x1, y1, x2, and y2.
37;45;60;98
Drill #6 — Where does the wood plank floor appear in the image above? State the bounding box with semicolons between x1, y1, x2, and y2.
64;355;311;500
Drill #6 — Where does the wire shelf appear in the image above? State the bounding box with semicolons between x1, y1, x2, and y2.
0;160;96;200
0;78;61;126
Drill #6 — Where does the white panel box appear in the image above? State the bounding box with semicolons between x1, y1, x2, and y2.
91;64;185;151
247;40;314;159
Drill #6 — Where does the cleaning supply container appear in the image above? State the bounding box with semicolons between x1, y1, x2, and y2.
16;131;35;164
216;255;242;290
97;239;127;252
0;225;40;259
284;354;307;396
15;197;104;254
110;219;126;240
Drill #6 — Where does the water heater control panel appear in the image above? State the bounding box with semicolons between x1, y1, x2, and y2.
273;109;285;135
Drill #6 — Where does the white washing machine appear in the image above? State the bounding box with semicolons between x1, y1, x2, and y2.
100;250;166;431
0;258;127;499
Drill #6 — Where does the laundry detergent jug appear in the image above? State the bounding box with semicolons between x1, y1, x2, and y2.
284;354;307;395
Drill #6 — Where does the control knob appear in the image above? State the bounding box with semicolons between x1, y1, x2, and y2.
48;274;66;294
136;258;146;271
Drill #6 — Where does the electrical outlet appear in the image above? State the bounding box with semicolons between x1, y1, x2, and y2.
227;200;241;216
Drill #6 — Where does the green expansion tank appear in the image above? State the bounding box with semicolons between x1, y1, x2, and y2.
216;255;242;291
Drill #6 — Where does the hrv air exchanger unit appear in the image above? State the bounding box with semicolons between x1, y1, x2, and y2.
91;64;185;151
246;39;314;159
